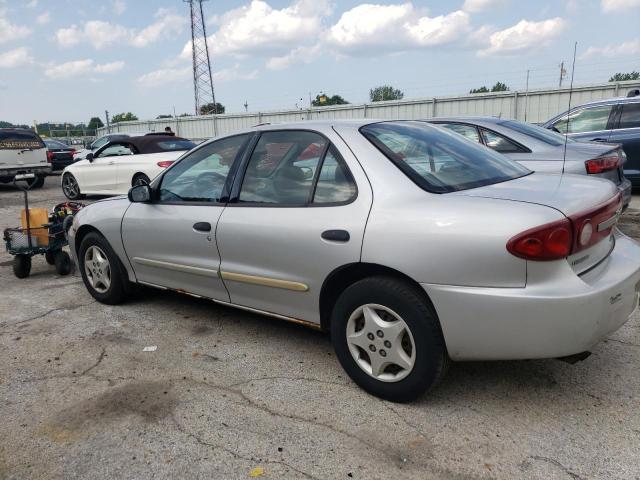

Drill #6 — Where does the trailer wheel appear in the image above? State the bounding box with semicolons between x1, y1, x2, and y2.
13;255;31;278
54;250;71;275
45;250;57;265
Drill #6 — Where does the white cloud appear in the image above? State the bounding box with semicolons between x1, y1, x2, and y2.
266;44;321;70
462;0;505;12
477;17;566;56
137;64;257;87
36;11;50;25
581;39;640;58
113;0;126;15
325;3;470;54
44;59;125;79
54;8;185;49
0;16;32;44
130;8;186;47
0;47;33;68
601;0;640;12
26;0;38;8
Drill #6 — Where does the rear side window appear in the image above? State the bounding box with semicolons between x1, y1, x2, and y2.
360;121;530;193
552;105;613;133
480;128;524;153
439;123;481;143
156;140;196;151
0;130;45;150
618;103;640;129
313;147;357;204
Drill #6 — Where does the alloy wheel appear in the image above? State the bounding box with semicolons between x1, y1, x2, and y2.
84;245;111;293
345;304;416;382
62;174;79;198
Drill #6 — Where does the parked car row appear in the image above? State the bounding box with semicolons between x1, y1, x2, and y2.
69;119;640;402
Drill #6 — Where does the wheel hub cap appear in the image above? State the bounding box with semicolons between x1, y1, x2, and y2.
346;304;416;382
84;246;111;293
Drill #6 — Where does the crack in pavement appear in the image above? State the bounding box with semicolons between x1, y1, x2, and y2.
0;302;95;329
170;413;323;480
80;347;107;376
607;338;640;348
528;455;585;480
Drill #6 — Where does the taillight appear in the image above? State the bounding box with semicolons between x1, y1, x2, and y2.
69;149;76;156
585;153;619;174
507;218;573;261
157;160;174;168
507;193;622;261
46;151;54;163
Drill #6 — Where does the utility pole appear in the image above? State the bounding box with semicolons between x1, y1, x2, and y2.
184;0;217;119
559;61;566;88
105;110;111;134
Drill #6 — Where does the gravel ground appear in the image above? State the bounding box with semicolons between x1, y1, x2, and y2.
1;177;639;480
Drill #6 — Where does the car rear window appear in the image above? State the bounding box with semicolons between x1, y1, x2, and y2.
360;121;531;193
0;130;45;150
156;140;197;151
497;119;572;146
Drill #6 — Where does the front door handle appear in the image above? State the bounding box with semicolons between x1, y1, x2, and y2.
193;222;211;232
591;138;607;142
321;229;350;242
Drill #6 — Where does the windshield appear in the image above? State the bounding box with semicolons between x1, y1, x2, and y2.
0;130;45;150
360;121;531;193
498;119;573;146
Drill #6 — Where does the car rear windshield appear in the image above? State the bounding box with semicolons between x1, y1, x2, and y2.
360;121;531;193
497;119;572;146
0;130;45;150
156;140;196;151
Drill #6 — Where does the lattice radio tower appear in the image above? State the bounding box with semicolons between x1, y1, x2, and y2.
184;0;217;116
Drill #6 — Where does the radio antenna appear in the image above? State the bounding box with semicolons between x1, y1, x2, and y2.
562;41;578;174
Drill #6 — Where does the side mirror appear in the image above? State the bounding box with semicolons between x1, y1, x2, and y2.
128;184;152;203
86;152;94;162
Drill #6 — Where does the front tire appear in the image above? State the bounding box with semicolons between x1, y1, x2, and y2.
330;276;449;402
13;255;31;278
62;173;83;200
78;232;128;304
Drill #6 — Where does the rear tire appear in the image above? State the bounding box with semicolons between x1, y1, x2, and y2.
13;255;31;278
62;173;83;200
78;232;129;304
330;276;449;402
54;250;71;275
28;176;45;189
132;173;150;187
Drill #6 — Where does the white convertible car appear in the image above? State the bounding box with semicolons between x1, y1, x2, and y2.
61;134;196;199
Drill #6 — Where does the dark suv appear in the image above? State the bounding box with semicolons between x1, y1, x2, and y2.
543;91;640;188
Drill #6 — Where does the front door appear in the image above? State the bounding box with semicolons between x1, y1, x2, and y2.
121;134;251;300
217;129;372;324
80;142;135;192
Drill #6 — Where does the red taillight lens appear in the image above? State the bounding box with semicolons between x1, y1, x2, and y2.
157;160;174;168
507;219;573;261
46;151;54;163
69;149;76;156
585;154;619;174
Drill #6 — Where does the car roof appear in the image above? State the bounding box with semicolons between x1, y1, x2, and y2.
109;134;192;154
569;96;640;108
427;116;504;125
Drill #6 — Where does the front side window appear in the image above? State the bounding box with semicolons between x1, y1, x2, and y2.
239;131;328;204
361;121;530;193
159;134;249;203
552;105;613;133
618;103;640;129
439;123;481;143
97;144;134;158
480;128;523;153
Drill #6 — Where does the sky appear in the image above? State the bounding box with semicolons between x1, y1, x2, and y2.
0;0;639;125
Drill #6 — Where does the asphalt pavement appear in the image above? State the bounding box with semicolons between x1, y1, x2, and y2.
1;177;639;479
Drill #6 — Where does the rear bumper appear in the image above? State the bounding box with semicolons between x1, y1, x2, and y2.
423;232;640;361
51;158;74;171
619;177;632;209
0;165;51;179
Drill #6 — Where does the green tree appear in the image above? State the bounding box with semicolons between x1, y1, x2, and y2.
311;93;349;107
470;86;490;93
609;71;640;82
178;113;192;117
491;81;509;92
199;102;225;115
156;114;173;119
369;85;404;102
111;112;139;123
87;116;104;130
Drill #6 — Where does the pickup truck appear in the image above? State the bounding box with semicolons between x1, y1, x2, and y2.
0;128;51;188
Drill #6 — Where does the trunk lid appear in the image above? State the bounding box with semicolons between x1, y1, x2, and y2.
455;172;622;274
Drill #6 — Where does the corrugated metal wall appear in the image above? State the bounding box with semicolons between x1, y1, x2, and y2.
99;80;640;140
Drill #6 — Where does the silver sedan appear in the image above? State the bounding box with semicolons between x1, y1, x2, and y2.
68;120;640;402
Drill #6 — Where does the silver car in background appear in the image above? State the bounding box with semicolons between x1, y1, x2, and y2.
426;117;632;208
68;120;640;402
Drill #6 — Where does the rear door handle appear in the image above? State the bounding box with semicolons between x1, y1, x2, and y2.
193;222;211;232
321;229;350;242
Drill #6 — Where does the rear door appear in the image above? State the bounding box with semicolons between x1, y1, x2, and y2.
216;128;372;324
121;134;250;300
0;130;47;170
